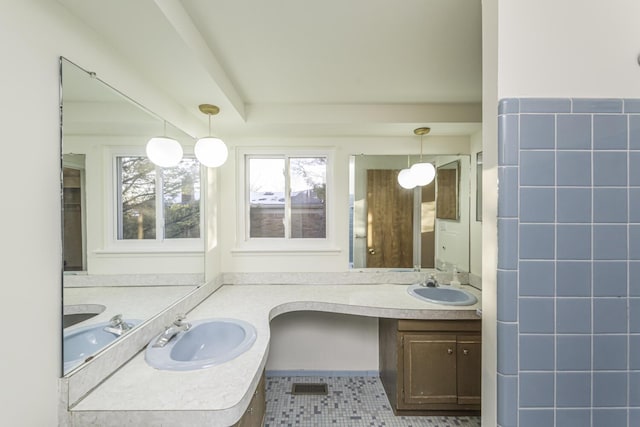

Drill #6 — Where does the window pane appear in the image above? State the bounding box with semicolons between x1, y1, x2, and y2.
119;157;156;239
290;157;326;238
249;158;285;238
163;158;201;239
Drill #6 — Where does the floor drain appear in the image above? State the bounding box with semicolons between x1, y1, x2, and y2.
291;383;328;395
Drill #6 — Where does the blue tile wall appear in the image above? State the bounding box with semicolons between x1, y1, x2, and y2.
497;98;640;426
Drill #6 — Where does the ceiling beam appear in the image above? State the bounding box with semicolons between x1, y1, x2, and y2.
245;103;482;124
153;0;246;122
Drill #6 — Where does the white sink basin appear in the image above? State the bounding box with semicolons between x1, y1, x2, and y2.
145;318;257;371
63;319;141;373
407;284;478;306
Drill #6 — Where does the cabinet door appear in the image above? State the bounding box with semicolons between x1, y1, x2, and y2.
235;372;265;427
456;335;481;405
402;333;457;405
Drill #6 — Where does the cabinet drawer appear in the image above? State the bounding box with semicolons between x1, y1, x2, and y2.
398;319;480;332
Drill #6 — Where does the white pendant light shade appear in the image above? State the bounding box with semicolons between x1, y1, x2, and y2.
397;168;417;189
410;162;436;186
146;136;183;168
196;104;228;168
194;136;228;168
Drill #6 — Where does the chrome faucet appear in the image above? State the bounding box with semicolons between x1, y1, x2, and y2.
421;274;439;288
103;314;134;336
153;314;191;348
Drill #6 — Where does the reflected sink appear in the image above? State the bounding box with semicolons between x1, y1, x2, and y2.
407;284;478;306
63;304;107;328
145;318;257;371
64;319;141;373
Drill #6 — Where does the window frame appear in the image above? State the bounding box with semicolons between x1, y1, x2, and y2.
104;146;205;253
235;148;337;253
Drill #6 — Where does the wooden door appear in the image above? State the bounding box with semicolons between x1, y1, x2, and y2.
366;169;414;268
63;167;84;271
456;335;481;405
402;333;457;405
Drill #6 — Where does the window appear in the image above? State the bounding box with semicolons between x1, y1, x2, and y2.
247;155;327;239
116;156;201;241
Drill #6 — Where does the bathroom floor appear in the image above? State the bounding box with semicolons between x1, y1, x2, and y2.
264;376;481;427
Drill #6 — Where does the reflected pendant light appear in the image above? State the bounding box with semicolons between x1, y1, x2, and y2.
195;104;228;168
146;121;183;168
410;127;436;186
398;155;417;189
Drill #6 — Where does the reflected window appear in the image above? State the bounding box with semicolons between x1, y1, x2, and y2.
116;156;201;240
247;155;327;239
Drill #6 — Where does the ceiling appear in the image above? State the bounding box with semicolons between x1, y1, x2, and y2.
57;0;482;138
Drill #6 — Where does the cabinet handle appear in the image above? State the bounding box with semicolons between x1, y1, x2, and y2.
248;407;253;414
447;348;453;355
368;248;376;255
463;349;469;356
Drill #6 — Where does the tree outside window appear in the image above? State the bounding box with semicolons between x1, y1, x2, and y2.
117;156;201;241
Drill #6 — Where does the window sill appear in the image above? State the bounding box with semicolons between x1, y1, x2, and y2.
94;246;203;256
231;242;341;256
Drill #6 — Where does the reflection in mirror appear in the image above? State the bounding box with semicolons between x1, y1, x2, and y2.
436;160;460;221
60;58;204;375
476;152;483;222
349;155;471;272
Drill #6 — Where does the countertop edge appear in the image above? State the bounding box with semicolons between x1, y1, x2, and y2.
70;283;481;425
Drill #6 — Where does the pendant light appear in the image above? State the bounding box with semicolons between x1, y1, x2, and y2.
195;104;228;168
146;121;183;168
409;127;436;186
398;155;417;189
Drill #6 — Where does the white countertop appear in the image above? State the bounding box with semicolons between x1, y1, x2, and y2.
64;286;196;330
71;283;481;426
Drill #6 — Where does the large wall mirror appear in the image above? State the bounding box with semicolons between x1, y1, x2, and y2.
349;154;473;273
60;58;205;375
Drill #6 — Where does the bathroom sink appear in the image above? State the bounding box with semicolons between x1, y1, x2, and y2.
145;318;257;371
63;318;141;373
407;284;478;306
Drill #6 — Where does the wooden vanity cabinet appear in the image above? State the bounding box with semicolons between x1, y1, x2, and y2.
233;371;266;427
379;319;481;415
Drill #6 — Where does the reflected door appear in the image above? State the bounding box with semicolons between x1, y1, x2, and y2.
366;169;413;268
420;182;436;268
63;166;85;271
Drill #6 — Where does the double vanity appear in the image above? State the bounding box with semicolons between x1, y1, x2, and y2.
61;278;481;427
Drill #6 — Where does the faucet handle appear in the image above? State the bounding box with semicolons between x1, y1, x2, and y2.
173;314;190;328
425;274;438;287
109;314;124;326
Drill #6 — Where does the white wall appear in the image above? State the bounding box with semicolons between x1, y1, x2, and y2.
0;1;208;425
481;1;499;426
266;312;379;372
498;0;640;99
64;136;204;275
219;135;472;272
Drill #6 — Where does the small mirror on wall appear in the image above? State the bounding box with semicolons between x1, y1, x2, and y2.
436;160;460;221
476;152;482;222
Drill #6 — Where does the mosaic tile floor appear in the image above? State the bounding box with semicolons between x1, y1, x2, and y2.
264;376;481;427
